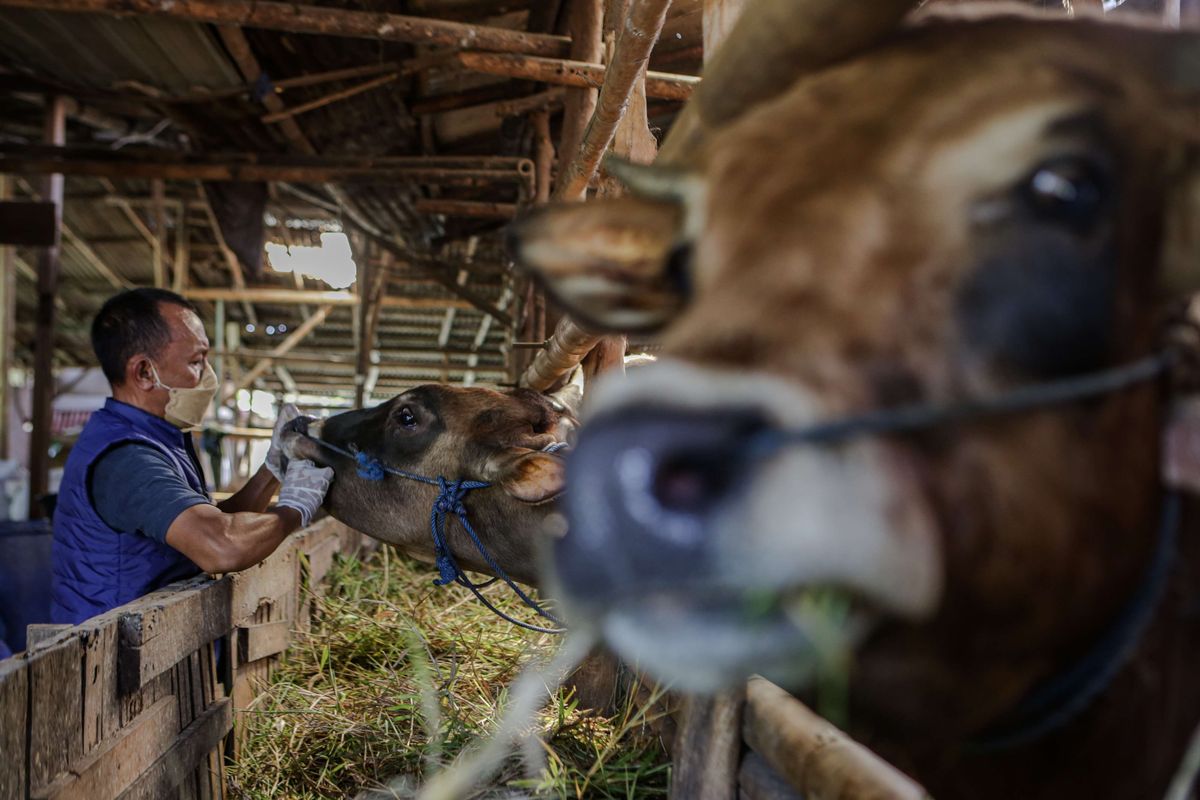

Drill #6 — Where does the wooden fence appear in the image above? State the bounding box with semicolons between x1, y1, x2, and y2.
0;517;361;800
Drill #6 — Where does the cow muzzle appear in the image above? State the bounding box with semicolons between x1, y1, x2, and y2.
549;360;943;692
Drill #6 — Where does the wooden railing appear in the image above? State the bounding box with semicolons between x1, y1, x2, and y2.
0;518;360;800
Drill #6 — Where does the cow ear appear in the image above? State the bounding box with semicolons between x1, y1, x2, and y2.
509;197;688;332
509;160;704;333
484;448;566;504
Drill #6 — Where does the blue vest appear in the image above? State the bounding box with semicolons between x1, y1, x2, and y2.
50;399;206;625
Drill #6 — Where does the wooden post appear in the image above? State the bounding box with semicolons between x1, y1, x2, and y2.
0;175;13;460
670;689;746;800
28;95;66;520
172;208;188;292
150;179;167;289
213;299;225;401
559;0;603;171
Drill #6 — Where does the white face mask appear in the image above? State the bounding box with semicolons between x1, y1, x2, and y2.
151;361;218;431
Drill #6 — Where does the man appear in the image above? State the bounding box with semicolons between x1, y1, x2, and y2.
50;288;333;625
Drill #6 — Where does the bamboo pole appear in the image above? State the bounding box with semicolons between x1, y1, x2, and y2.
559;0;604;174
0;0;571;56
554;0;673;200
261;72;399;125
227;305;333;398
29;95;66;519
0;155;532;183
182;287;471;309
413;199;518;218
743;677;929;800
456;51;697;101
519;319;601;392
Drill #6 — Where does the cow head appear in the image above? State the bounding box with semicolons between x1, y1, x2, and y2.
511;2;1200;748
281;378;580;587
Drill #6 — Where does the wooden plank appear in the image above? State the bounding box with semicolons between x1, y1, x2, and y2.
81;616;121;755
237;622;291;664
26;624;70;649
116;699;232;800
27;634;83;795
118;578;232;696
743;676;928;800
670;689;744;800
230;537;298;624
0;656;28;800
34;697;178;800
737;753;802;800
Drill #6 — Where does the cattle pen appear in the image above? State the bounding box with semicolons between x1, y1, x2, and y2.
6;0;1200;797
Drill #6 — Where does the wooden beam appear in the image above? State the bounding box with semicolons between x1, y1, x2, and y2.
183;286;471;309
29;94;65;520
413;199;518;218
456;51;697;101
228;305;333;397
172;208;188;292
0;152;533;183
150;179;167;288
0;0;572;55
671;690;745;800
62;225;132;290
743;677;928;800
261;72;399;125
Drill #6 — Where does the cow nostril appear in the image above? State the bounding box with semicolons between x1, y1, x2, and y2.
652;453;734;515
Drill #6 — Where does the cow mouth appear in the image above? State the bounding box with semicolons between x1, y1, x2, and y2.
591;585;877;693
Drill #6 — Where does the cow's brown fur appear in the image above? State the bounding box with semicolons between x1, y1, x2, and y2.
512;7;1200;798
284;385;575;586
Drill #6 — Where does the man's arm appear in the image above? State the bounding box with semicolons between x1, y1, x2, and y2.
166;504;301;573
216;465;278;514
167;458;333;574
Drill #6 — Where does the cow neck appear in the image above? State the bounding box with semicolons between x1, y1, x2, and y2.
301;434;568;635
967;490;1181;751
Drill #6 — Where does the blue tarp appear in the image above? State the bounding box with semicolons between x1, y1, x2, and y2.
0;519;53;654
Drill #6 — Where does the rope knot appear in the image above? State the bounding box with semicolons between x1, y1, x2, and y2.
434;477;470;515
355;452;386;481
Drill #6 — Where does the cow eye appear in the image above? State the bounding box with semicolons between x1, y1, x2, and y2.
398;407;417;429
1020;156;1109;234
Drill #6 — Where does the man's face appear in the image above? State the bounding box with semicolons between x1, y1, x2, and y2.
153;303;210;390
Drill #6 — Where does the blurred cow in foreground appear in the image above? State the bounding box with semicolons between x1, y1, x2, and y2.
512;1;1200;796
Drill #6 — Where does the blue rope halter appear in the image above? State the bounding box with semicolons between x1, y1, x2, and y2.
304;436;567;634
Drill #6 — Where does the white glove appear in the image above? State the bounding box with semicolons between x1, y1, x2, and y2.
276;458;333;528
265;403;301;480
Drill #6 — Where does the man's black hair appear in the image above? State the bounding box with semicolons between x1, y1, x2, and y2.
91;288;200;386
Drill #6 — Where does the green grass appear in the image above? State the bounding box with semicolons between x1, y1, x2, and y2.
226;547;671;800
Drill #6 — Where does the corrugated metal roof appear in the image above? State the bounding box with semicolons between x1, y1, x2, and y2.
0;11;241;93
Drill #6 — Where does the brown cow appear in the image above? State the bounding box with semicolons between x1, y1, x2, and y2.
281;380;579;588
511;2;1200;797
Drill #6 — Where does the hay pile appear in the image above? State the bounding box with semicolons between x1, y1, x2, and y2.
227;547;671;799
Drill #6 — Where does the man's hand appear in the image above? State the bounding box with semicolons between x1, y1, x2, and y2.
265;403;301;480
275;458;334;528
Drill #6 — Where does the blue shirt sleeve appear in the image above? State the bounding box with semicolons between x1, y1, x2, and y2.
88;443;211;543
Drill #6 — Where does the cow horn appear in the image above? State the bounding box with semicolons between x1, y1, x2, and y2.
603;155;707;240
659;0;921;164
